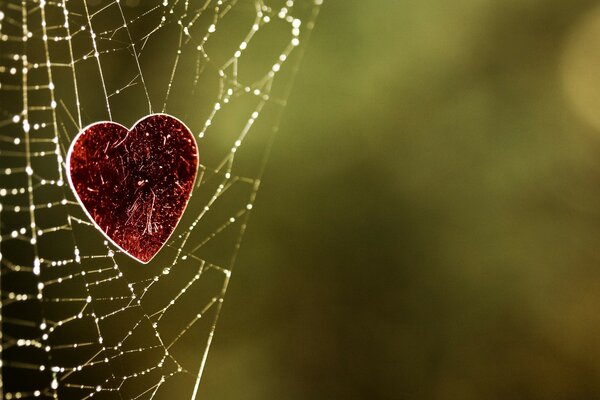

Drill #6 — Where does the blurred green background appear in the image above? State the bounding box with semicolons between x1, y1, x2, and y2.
201;1;600;399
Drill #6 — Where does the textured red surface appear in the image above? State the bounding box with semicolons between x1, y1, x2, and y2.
67;114;198;263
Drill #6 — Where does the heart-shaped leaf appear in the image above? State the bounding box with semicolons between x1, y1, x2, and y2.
67;114;198;263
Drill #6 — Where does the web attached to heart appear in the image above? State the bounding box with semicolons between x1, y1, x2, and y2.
0;0;321;398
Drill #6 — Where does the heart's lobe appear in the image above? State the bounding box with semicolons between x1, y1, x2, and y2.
67;114;198;263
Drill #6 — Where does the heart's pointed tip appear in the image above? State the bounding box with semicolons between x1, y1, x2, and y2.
123;248;157;264
137;256;153;265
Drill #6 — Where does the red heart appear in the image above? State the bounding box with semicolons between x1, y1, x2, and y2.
67;114;198;263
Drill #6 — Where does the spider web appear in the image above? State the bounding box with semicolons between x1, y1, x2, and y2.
0;0;321;398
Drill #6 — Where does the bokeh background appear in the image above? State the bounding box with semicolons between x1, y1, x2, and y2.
200;1;600;399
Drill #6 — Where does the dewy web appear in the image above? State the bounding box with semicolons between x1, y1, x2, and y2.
0;0;321;398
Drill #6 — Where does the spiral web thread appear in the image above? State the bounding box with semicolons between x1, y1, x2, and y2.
0;0;321;398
